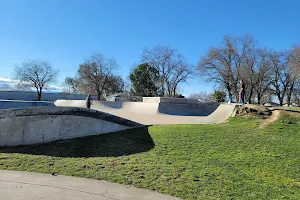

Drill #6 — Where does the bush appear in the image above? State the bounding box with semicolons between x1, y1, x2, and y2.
212;90;226;102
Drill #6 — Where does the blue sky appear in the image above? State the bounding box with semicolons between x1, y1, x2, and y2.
1;0;300;96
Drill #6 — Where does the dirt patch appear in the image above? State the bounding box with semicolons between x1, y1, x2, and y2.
235;105;272;119
236;105;300;128
260;110;281;128
235;105;281;128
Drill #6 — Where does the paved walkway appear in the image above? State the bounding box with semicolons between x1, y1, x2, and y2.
0;170;180;200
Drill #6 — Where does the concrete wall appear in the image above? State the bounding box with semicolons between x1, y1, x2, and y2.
142;97;199;104
0;91;96;101
0;114;130;147
0;100;55;110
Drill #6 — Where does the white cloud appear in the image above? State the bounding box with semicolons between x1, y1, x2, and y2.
0;77;63;93
0;77;17;85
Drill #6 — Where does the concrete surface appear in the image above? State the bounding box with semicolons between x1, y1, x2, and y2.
0;170;180;200
142;97;198;104
0;107;141;147
0;100;54;110
55;100;237;125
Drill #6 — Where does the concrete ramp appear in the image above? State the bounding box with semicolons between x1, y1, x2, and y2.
55;100;236;125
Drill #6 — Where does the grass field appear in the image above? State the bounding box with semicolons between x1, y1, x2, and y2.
0;112;299;199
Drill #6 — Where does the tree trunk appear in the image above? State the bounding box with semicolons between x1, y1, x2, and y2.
247;88;253;104
257;93;261;105
287;93;291;106
37;93;41;101
161;80;165;97
37;87;42;101
166;84;172;97
96;90;101;100
287;83;294;106
279;97;283;106
226;84;232;101
173;86;177;97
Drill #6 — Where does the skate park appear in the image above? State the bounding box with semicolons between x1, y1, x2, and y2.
0;97;236;147
2;3;300;198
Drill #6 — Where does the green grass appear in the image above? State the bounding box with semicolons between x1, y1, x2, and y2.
1;114;300;199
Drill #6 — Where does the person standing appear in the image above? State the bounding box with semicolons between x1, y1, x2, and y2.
239;80;245;105
86;94;92;109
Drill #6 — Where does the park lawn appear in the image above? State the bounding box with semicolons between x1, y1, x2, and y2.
0;113;300;199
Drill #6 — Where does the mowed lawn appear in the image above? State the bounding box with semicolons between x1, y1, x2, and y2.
0;113;299;199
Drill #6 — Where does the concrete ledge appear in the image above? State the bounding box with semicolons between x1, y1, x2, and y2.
0;107;141;127
142;97;198;104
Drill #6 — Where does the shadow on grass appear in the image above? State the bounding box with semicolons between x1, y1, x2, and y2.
0;127;154;158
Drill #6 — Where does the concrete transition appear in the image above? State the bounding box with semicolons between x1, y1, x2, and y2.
0;170;180;200
0;107;141;147
55;99;237;125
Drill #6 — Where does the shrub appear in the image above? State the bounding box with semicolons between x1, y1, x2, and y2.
212;90;226;102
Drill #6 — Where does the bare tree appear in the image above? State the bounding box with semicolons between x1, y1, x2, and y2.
239;47;257;103
286;46;300;106
77;53;120;100
141;46;193;97
293;83;300;106
105;75;124;95
198;34;299;106
235;35;257;102
189;92;213;102
269;51;291;106
167;54;193;97
254;49;272;104
14;60;59;101
198;35;255;101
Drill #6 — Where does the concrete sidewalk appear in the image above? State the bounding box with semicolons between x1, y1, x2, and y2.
0;170;180;200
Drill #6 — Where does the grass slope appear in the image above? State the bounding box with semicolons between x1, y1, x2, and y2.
0;114;299;199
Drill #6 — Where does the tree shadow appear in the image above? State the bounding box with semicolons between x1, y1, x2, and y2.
0;127;155;158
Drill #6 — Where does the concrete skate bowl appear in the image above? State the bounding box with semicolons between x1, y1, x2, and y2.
0;107;143;147
55;100;237;125
0;100;54;110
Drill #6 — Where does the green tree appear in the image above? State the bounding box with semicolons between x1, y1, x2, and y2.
212;90;226;102
129;63;159;97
